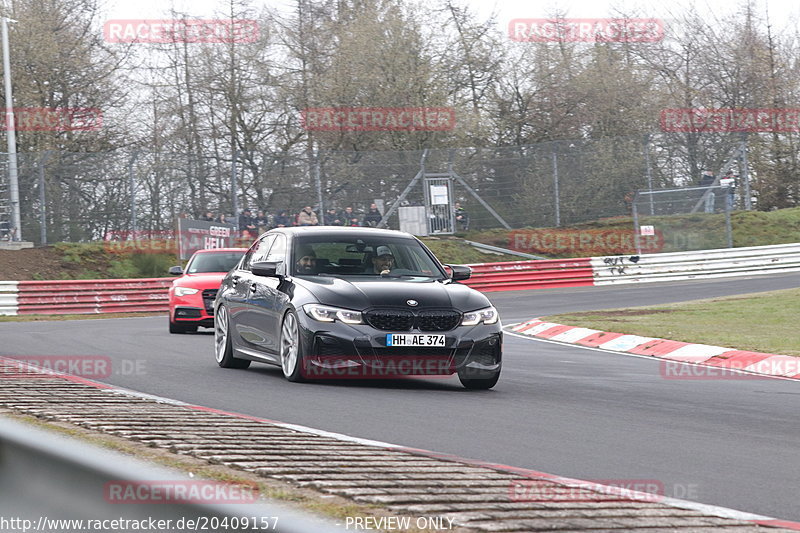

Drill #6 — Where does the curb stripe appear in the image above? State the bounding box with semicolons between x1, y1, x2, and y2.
598;334;655;352
509;319;800;381
550;327;600;343
705;351;772;368
577;331;624;347
659;343;731;362
524;321;562;335
535;324;575;339
511;319;543;332
629;339;692;357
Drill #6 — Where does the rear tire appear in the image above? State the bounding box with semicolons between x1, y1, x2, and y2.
214;305;251;369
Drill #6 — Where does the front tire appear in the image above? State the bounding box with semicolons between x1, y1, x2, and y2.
214;305;250;369
280;310;306;382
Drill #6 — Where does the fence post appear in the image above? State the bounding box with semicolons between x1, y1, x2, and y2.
38;151;52;245
632;200;641;255
725;187;733;248
551;147;560;227
643;135;655;215
231;144;238;218
740;134;752;210
314;149;324;222
128;151;139;233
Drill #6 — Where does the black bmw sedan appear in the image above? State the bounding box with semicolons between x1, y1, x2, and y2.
213;227;502;389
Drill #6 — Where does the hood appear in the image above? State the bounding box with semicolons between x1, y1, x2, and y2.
173;272;226;289
294;276;489;312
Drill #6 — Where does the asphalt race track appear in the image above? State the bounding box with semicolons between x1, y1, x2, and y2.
2;273;798;521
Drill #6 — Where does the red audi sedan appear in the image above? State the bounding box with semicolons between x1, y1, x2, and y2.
168;248;247;333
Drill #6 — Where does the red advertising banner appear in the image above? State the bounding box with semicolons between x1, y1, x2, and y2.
177;219;239;260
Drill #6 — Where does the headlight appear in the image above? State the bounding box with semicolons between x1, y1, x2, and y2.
304;304;363;324
461;306;499;326
174;287;200;297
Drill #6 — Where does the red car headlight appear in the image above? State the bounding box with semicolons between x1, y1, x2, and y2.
174;287;200;297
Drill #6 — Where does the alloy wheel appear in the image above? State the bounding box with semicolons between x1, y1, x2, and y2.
281;312;299;377
215;305;228;363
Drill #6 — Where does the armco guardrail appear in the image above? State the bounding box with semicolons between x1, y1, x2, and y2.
592;242;800;285
0;416;341;532
463;258;595;292
1;242;798;316
2;278;171;316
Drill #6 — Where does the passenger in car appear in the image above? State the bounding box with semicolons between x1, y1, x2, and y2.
371;246;395;275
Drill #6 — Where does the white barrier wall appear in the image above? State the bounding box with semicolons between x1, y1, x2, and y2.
0;282;18;316
592;243;800;285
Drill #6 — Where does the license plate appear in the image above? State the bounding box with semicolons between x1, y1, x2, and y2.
386;334;446;347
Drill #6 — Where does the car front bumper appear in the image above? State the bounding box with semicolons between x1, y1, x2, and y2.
297;316;502;379
170;291;216;328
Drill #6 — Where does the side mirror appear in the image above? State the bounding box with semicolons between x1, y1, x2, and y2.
448;264;472;281
251;261;280;277
168;266;183;275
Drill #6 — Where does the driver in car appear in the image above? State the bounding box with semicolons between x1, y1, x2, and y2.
372;246;395;275
295;246;317;275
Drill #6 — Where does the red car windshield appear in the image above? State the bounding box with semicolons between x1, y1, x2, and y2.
186;252;244;274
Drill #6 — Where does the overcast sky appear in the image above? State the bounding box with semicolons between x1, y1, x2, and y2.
103;0;799;31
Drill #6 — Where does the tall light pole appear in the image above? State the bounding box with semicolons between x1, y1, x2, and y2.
2;16;20;241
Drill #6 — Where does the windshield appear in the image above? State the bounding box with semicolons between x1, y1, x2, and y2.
185;251;245;274
292;236;445;279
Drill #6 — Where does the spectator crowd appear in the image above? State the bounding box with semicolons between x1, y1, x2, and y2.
198;203;387;238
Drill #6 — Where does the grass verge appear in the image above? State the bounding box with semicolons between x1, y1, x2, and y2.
421;236;521;263
468;206;800;258
545;288;800;356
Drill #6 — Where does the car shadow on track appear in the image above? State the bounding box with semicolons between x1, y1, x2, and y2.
245;365;475;391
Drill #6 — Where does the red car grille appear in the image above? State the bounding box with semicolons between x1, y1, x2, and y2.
202;289;218;314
